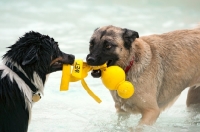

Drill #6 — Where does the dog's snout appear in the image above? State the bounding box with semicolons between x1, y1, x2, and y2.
68;54;75;61
68;54;75;64
61;52;75;64
87;56;96;63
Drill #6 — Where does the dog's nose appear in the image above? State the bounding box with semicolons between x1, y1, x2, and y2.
68;54;75;64
68;54;75;61
87;56;95;63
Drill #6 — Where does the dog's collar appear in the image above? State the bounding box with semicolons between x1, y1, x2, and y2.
124;57;134;73
5;62;38;93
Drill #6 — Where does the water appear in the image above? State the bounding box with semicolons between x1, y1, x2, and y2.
0;0;200;131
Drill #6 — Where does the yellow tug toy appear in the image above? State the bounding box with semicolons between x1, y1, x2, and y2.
60;59;135;103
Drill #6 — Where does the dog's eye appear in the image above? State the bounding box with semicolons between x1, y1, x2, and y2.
89;40;95;48
90;43;94;47
104;42;112;49
104;40;113;50
52;53;58;59
106;44;112;49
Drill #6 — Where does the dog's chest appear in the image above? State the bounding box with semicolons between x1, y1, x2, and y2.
110;90;140;113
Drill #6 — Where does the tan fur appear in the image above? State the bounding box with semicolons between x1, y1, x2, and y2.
89;25;200;125
186;86;200;106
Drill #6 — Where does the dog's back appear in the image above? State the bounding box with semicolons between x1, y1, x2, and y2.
0;69;29;132
140;28;200;108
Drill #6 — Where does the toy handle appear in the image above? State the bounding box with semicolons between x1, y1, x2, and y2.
81;79;102;103
60;62;102;103
60;64;71;91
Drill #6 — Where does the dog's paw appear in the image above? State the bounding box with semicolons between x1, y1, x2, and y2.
91;70;101;78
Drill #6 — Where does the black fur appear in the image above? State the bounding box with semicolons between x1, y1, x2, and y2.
100;30;107;39
86;39;119;67
122;28;139;49
0;31;75;132
3;31;69;82
0;70;29;132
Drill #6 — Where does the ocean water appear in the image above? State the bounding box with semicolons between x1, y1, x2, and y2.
0;0;200;131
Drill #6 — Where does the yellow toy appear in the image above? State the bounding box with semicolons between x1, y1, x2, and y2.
60;59;135;103
101;66;134;99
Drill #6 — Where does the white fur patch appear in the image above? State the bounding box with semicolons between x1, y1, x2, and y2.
0;63;33;103
0;59;45;123
32;71;44;94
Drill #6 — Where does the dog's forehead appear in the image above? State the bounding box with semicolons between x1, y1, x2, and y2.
91;26;122;42
97;26;122;35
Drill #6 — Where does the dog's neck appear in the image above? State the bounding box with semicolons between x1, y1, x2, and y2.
124;57;134;73
2;58;45;95
5;62;39;93
123;39;152;79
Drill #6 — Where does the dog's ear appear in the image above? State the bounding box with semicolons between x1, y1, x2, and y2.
22;46;39;65
94;27;99;32
122;28;139;49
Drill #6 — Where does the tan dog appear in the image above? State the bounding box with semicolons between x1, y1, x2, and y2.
86;25;200;125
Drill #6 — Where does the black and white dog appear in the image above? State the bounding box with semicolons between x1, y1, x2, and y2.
0;31;75;132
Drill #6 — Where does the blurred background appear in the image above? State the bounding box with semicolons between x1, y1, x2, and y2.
0;0;200;131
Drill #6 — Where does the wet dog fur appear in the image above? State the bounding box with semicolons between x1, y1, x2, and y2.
0;31;75;132
86;25;200;125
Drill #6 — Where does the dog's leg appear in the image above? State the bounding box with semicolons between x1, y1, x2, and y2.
117;111;130;123
115;103;130;124
138;107;160;125
186;86;200;107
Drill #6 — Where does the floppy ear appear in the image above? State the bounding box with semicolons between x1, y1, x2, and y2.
22;46;39;65
122;28;139;49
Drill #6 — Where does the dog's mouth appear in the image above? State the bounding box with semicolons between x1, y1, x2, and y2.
91;59;115;78
49;54;75;73
107;60;114;67
106;58;119;67
51;59;63;69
